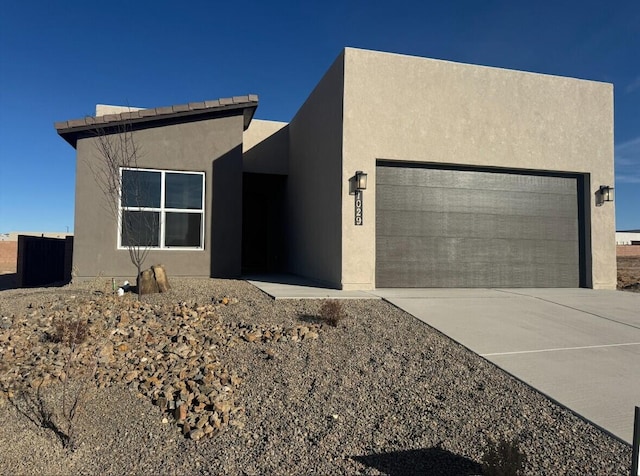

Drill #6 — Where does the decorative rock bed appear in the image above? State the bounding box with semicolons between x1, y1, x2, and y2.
0;292;320;440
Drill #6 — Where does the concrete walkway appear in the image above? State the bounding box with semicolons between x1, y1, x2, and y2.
371;288;640;444
245;274;380;300
246;276;638;443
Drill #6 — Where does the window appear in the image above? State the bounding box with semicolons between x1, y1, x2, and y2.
119;168;204;249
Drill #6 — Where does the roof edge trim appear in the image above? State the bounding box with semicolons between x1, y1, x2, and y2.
55;95;259;148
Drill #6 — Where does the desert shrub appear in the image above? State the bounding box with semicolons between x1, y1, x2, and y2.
14;317;93;451
481;435;526;476
319;300;344;327
51;318;88;346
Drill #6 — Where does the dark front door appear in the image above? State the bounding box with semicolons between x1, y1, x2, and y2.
242;173;287;273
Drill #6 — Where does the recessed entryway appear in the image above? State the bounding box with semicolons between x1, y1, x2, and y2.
242;173;287;274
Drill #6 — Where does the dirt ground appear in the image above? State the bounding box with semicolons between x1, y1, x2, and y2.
617;255;640;292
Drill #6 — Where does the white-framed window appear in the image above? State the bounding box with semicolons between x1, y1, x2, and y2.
118;167;205;250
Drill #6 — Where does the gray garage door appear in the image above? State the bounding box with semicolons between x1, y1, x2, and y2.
376;165;580;287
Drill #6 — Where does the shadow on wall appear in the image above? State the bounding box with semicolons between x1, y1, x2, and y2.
210;145;243;278
353;447;482;476
243;125;289;175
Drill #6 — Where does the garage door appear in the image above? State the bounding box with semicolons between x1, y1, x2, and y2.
376;165;580;288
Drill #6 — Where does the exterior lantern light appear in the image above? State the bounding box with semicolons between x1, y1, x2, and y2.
355;171;368;191
352;171;367;226
599;185;614;202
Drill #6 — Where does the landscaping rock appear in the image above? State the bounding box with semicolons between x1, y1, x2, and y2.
0;288;327;450
0;278;631;475
0;316;11;329
152;264;171;293
138;269;159;295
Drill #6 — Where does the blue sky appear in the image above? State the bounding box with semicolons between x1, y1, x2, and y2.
1;0;638;232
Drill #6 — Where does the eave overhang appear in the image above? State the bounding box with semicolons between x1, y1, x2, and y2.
55;94;258;148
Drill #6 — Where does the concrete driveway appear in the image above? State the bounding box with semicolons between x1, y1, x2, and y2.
371;288;640;444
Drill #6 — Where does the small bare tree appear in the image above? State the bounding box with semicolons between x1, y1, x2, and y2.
88;118;156;296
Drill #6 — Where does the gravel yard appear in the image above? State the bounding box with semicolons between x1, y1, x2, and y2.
618;255;640;292
0;278;632;475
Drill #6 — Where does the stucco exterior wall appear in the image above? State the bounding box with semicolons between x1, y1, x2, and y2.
73;114;244;280
286;52;345;287
340;48;615;289
95;104;145;116
243;119;289;175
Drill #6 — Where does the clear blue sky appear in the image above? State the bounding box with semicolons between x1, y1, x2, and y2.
1;0;638;232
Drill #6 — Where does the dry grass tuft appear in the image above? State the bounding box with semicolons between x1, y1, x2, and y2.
481;435;526;476
51;319;88;346
319;300;344;327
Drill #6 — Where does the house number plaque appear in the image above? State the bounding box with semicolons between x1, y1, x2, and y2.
355;190;363;226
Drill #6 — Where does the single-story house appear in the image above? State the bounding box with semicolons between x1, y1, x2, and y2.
55;47;616;290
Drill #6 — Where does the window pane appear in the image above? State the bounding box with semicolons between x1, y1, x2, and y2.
165;173;203;209
121;211;159;247
165;212;202;247
122;170;161;208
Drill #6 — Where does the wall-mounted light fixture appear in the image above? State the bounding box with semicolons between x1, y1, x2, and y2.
355;171;368;191
352;171;368;226
599;185;614;202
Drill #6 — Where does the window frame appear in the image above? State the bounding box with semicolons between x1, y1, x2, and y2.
117;167;205;251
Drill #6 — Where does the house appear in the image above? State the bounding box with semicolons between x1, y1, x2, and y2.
55;47;616;290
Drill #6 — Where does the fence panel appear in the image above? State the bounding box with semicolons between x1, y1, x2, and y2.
17;235;73;287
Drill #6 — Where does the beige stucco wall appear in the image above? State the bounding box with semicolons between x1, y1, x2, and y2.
286;52;345;287
243;119;289;175
340;48;615;290
73;114;244;280
95;104;145;116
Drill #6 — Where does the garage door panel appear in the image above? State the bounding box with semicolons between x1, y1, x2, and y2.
377;184;577;217
377;210;579;241
376;165;580;288
377;167;577;194
377;236;578;265
376;260;579;288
